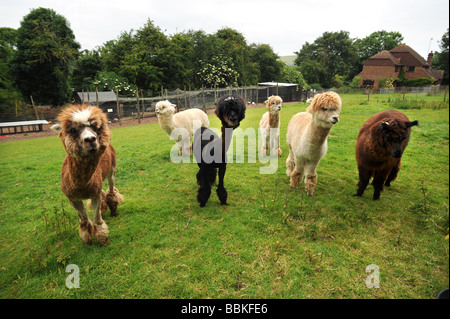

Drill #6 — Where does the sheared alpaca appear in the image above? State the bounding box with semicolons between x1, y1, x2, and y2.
193;95;246;207
155;100;209;155
355;110;418;200
286;92;342;195
52;105;123;245
259;95;282;157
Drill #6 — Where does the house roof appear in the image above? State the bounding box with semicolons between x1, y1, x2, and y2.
365;50;401;65
389;44;429;67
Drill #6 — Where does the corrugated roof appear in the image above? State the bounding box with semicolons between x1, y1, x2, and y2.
258;82;297;87
76;91;117;103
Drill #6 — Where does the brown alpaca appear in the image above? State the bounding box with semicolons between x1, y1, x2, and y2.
52;104;124;245
355;110;418;200
259;95;282;157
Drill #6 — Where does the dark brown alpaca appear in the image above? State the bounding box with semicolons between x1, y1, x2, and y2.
355;110;418;200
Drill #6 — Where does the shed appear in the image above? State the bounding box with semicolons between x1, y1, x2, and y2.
257;82;301;102
74;91;117;105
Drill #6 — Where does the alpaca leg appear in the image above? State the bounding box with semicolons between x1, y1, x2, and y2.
217;165;228;205
305;163;318;196
277;134;282;157
286;146;295;177
197;167;214;207
355;166;371;197
385;161;401;187
290;169;303;188
106;169;123;217
91;197;110;246
372;171;388;200
70;199;93;245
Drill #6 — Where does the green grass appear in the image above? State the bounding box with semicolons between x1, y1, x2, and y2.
0;93;448;299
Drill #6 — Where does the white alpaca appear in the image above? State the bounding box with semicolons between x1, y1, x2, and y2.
155;100;209;155
259;95;282;157
286;92;342;195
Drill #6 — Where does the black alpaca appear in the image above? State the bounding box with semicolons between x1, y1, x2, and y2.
193;95;246;207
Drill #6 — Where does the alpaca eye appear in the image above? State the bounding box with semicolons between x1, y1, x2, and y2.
322;108;328;111
69;128;77;135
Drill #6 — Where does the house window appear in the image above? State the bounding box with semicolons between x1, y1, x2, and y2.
406;66;415;73
395;66;401;72
363;79;374;87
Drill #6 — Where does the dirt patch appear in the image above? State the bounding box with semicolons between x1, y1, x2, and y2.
0;102;269;143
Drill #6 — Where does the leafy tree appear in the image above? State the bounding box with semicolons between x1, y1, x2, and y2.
72;49;102;92
197;54;239;87
250;44;283;83
92;71;136;96
355;30;403;62
432;28;449;85
279;65;309;90
295;31;359;88
0;27;21;111
12;8;80;105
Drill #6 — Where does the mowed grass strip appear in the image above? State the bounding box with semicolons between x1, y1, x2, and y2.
0;93;448;299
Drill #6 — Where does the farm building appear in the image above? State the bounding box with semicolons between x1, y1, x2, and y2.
357;44;445;88
74;91;120;119
257;82;302;102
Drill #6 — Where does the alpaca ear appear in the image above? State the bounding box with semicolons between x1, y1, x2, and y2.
406;120;418;127
380;121;391;130
264;100;269;107
51;123;62;133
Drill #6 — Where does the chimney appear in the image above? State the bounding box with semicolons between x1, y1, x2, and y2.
427;51;434;66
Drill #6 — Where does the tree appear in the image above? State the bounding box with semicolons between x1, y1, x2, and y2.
355;30;403;63
12;8;80;106
295;31;359;88
250;44;283;83
197;54;239;88
279;65;309;90
432;28;449;85
71;49;103;92
0;27;21;111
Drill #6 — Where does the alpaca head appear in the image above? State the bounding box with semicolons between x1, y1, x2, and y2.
265;95;282;114
52;104;112;160
378;118;418;158
215;95;246;129
306;92;342;128
155;100;176;117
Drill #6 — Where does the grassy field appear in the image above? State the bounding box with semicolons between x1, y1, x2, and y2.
0;93;448;299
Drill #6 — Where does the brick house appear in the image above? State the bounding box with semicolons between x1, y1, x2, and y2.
357;44;444;88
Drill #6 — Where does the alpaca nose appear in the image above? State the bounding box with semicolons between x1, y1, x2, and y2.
84;136;96;144
331;116;339;124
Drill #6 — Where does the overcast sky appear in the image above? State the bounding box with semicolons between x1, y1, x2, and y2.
1;0;449;58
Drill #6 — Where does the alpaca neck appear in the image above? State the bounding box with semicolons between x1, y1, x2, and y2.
221;125;234;158
159;114;175;134
308;119;331;145
269;112;280;128
66;154;101;186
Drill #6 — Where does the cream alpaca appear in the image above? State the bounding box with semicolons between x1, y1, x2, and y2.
52;104;123;245
259;95;282;157
155;100;209;155
286;92;342;195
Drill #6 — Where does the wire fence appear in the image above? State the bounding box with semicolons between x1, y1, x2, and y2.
0;85;447;124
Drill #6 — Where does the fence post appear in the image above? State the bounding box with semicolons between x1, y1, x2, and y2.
135;87;141;124
116;88;121;125
30;95;40;120
444;86;448;102
202;86;206;112
184;85;187;111
96;87;99;107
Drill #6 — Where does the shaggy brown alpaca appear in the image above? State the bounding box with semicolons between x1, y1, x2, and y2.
355;109;418;200
52;104;123;245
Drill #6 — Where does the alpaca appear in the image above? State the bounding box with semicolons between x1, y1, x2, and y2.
259;95;282;157
355;110;418;200
193;95;246;207
286;92;342;195
155;100;209;155
51;104;123;245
